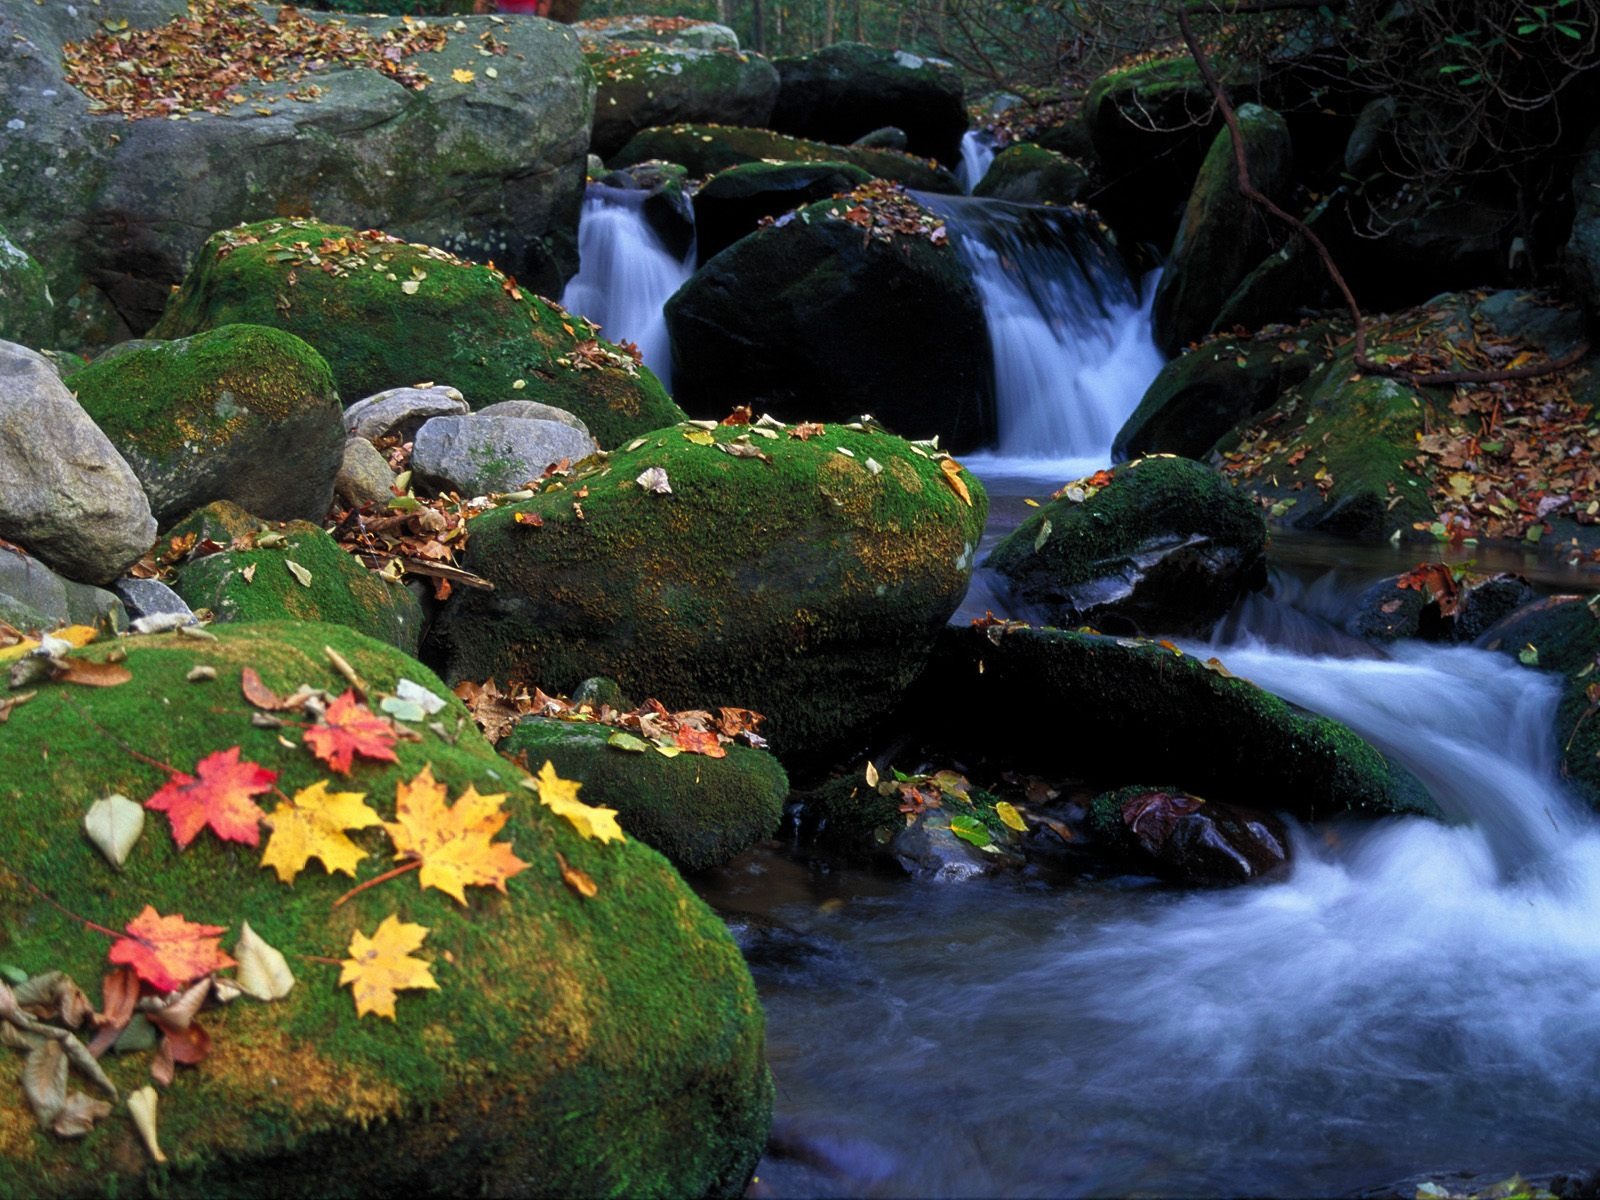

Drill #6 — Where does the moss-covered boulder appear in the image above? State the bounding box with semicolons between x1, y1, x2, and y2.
1112;322;1333;462
429;423;988;762
971;143;1088;207
0;620;771;1196
1152;104;1294;356
168;505;424;655
585;36;779;160
149;220;683;449
65;324;344;527
770;42;966;166
0;226;53;348
665;193;994;449
985;457;1267;636
610;123;960;192
692;160;873;264
916;623;1436;821
1086;785;1290;886
576;16;742;52
499;717;786;871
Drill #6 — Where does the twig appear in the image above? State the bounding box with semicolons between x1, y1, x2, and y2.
331;859;421;909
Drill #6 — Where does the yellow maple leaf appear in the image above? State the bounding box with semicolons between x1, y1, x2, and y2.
451;68;475;84
385;765;530;905
339;914;438;1020
260;780;383;885
533;760;625;844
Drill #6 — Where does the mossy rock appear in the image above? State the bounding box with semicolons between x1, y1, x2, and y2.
169;506;424;655
0;620;771;1196
429;423;988;763
499;716;786;872
985;456;1267;637
692;160;873;264
0;226;53;348
149;220;683;449
65;324;344;528
971;143;1088;207
610;123;960;192
585;39;779;160
577;16;741;52
793;773;1010;864
916;623;1437;822
665;195;994;450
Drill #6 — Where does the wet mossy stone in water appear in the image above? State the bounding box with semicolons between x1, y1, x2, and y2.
985;456;1267;637
65;323;344;527
149;219;683;449
971;143;1088;207
692;160;873;265
429;424;987;763
665;195;995;450
610;123;960;193
499;716;786;872
917;623;1437;821
168;503;424;655
0;620;771;1197
1086;785;1289;887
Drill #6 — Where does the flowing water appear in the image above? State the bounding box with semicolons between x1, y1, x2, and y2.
560;184;694;389
956;129;998;194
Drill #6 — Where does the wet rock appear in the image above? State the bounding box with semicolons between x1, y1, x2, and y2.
1211;193;1342;334
1454;572;1537;643
1347;576;1437;643
985;456;1267;636
1087;786;1289;886
1349;569;1535;645
971;143;1088;207
596;160;696;259
334;436;398;509
0;545;126;632
109;576;191;624
0;341;155;585
411;413;597;496
852;126;908;151
0;224;52;348
691;160;873;265
343;386;469;442
65;325;344;527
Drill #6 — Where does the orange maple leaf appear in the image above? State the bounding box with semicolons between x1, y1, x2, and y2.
384;765;529;905
108;906;236;993
339;914;439;1020
145;746;277;848
303;691;400;775
672;727;727;758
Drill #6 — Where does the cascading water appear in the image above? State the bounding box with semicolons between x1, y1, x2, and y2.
559;184;694;390
917;192;1166;480
955;129;998;193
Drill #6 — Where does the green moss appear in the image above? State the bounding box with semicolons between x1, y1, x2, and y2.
0;621;770;1196
971;143;1087;206
148;220;683;449
0;226;54;348
796;773;1009;860
499;717;786;872
432;424;987;762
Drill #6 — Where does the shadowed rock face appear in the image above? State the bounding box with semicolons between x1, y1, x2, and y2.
1089;787;1290;887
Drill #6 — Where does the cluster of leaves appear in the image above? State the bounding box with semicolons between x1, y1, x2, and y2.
828;181;950;247
328;486;494;603
862;761;1027;850
61;1;452;120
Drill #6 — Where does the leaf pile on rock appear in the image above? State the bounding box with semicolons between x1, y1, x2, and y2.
824;180;950;247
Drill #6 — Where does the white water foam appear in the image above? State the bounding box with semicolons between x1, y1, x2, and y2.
956;129;998;194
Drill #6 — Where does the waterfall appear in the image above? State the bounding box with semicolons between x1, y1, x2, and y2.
917;192;1165;479
955;129;998;193
560;184;695;391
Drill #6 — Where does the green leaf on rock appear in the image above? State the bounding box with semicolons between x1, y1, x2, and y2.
1519;644;1540;666
948;814;991;847
607;731;650;753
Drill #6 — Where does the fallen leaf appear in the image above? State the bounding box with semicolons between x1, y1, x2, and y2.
339;914;438;1020
108;906;235;994
145;746;278;849
532;760;625;843
55;658;133;688
127;1085;165;1163
239;667;293;711
635;466;672;494
303;690;400;775
386;765;529;904
947;814;990;847
260;780;383;884
940;459;972;506
606;731;649;752
233;922;294;1002
84;795;144;870
555;851;597;899
284;559;313;588
994;801;1027;832
22;1038;67;1128
451;67;474;83
683;429;715;447
514;511;544;527
52;1089;112;1139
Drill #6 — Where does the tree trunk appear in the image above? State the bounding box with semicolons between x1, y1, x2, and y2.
823;0;836;45
851;0;862;41
751;0;767;52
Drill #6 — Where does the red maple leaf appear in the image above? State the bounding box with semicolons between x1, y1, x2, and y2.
145;746;277;848
108;906;236;993
303;691;400;775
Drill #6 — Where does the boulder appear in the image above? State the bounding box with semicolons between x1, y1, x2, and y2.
1152;104;1295;356
985;456;1267;636
343;386;469;442
109;575;192;624
666;193;994;449
575;16;742;52
65;324;345;527
770;43;966;167
1570;124;1600;317
916;623;1437;821
1211;194;1341;333
610;124;960;193
852;126;908;151
584;35;779;160
0;619;771;1196
692;160;873;265
0;4;594;349
971;143;1089;207
476;399;590;435
0;225;53;348
1347;567;1535;645
0;341;155;585
411;413;598;496
499;716;787;872
0;545;125;633
168;504;424;654
428;423;987;762
150;219;683;449
334;437;399;509
1087;786;1290;886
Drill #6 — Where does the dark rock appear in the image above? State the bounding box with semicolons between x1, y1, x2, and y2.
691;160;873;265
971;143;1089;207
851;126;908;151
597;160;696;259
1347;576;1436;643
1087;786;1289;886
109;576;191;624
1454;572;1537;643
1211;194;1341;334
1344;96;1397;176
1571;123;1600;317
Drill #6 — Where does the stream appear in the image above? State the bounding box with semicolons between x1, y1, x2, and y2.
560;183;1600;1198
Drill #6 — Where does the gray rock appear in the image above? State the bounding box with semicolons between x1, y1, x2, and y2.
412;413;598;495
0;546;127;631
0;341;156;584
0;225;52;348
343;386;470;441
851;126;908;151
474;399;590;436
109;576;192;623
0;4;595;350
576;16;741;52
335;436;398;509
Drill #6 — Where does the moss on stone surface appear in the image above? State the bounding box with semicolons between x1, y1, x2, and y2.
148;220;682;449
692;161;872;262
0;224;54;348
430;423;987;762
971;143;1088;206
0;620;771;1197
499;717;786;872
585;41;778;160
796;773;1008;860
171;511;423;654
